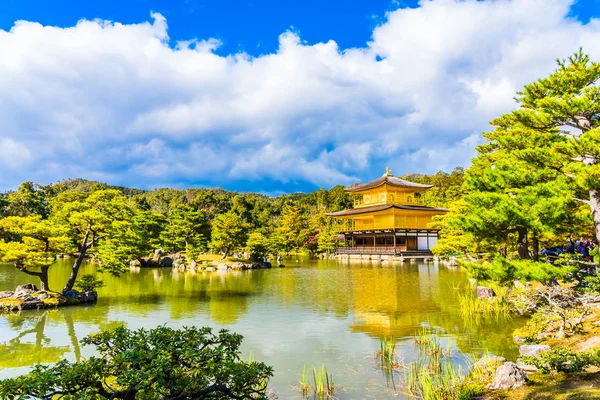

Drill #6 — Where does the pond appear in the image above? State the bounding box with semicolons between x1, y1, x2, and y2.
0;258;522;399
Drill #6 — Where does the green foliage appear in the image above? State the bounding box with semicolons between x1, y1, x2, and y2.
0;325;273;400
4;182;51;218
464;257;571;284
160;205;209;259
245;231;271;260
276;205;311;252
401;167;464;208
211;211;249;257
75;274;105;292
521;348;600;374
581;275;600;293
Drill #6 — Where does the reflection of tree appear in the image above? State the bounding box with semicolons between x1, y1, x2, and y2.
0;311;69;368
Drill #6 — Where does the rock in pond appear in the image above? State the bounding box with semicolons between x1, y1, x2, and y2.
14;283;39;298
0;291;14;299
488;362;527;390
217;263;230;271
231;262;245;270
476;286;496;298
205;267;216;272
519;344;550;357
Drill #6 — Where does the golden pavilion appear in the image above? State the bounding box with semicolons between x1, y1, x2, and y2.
327;168;448;255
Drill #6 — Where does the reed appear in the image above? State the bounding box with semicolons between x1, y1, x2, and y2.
312;364;334;398
299;364;335;399
299;365;310;396
403;331;485;400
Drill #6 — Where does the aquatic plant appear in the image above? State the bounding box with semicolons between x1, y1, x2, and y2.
298;364;335;399
299;365;310;396
375;336;403;370
312;364;334;398
403;332;485;400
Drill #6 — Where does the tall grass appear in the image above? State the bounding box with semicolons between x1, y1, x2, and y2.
456;282;511;324
298;364;335;399
403;331;485;400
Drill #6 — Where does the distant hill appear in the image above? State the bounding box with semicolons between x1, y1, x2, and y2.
51;178;146;197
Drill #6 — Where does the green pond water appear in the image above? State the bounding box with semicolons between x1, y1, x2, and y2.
0;258;523;399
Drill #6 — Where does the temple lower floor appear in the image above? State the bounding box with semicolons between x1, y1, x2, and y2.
336;229;439;255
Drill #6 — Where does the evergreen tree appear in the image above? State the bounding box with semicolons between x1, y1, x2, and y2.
490;50;600;243
210;211;249;259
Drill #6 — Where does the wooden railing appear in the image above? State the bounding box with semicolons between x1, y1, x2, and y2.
334;221;433;232
336;247;402;255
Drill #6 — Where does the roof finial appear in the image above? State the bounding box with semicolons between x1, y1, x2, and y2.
384;166;392;176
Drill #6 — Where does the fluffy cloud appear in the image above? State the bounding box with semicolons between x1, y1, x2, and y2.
1;0;599;191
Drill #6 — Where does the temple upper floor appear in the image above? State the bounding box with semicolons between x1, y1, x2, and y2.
346;168;433;208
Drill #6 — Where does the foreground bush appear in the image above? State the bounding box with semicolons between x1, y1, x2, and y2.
521;348;600;374
0;325;273;400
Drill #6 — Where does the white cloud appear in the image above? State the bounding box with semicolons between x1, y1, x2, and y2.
1;0;599;191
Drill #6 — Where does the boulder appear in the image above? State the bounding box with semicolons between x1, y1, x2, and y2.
513;280;525;289
14;284;39;298
519;344;550;358
217;263;230;271
63;290;80;300
34;291;52;300
160;257;174;268
130;259;141;268
516;358;538;372
476;286;496;298
513;335;526;344
474;355;506;371
153;248;163;259
187;261;197;271
488;362;527;390
231;262;245;270
0;291;14;299
261;261;272;268
21;299;43;310
78;291;97;303
278;264;286;268
205;267;216;272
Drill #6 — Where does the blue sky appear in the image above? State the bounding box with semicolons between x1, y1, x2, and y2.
1;0;600;193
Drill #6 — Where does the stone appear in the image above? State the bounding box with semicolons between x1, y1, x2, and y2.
513;335;526;344
63;290;80;300
261;261;272;268
217;263;230;271
205;267;216;272
0;291;14;299
130;259;141;268
154;248;163;259
487;362;527;390
187;261;197;271
231;262;245;270
14;283;39;298
513;280;525;289
278;264;285;268
160;257;174;268
476;286;496;298
519;344;550;357
474;355;506;371
21;299;44;310
34;291;52;300
516;358;538;372
78;291;97;303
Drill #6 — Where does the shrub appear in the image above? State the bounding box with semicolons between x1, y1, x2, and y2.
521;348;600;374
0;326;273;399
464;257;572;284
75;273;105;292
